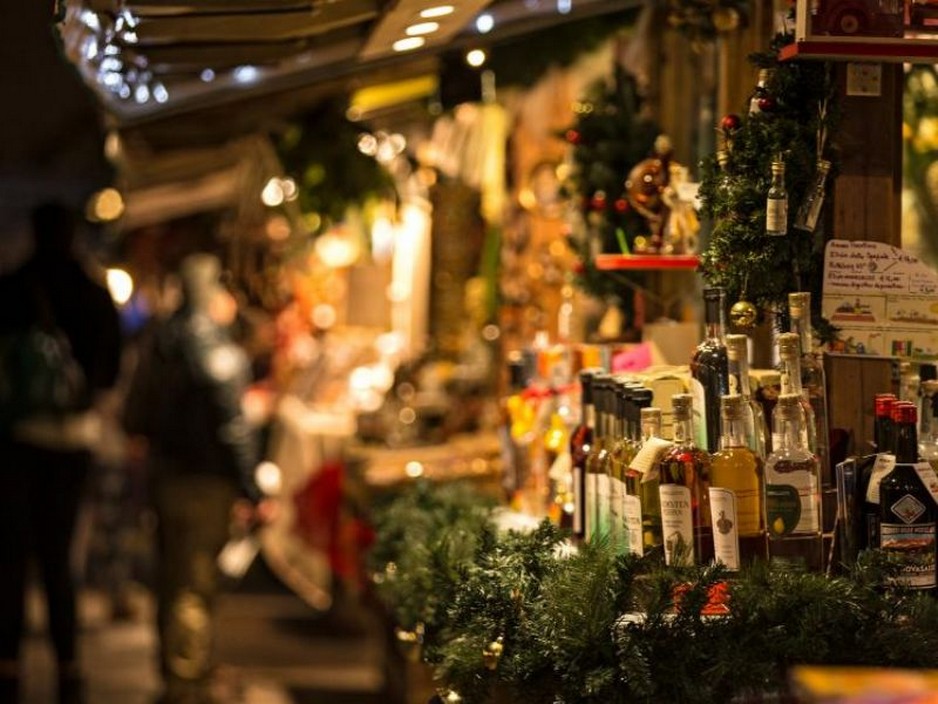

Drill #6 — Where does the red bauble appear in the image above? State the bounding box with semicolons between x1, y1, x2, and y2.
565;129;582;145
720;113;741;131
613;198;629;213
590;192;607;211
757;95;777;112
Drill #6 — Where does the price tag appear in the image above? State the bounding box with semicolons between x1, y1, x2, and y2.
865;453;896;504
630;437;674;483
914;461;938;506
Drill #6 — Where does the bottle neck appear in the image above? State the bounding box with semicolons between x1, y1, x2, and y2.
641;419;660;442
791;313;813;357
779;353;804;395
704;298;726;343
720;416;748;449
895;420;919;464
584;403;596;431
874;414;893;452
775;413;808;453
728;355;751;400
672;416;695;445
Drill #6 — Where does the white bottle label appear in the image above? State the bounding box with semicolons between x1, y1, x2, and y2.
573;467;583;534
709;487;740;571
660;484;694;566
865;453;897;504
914;461;938;506
690;377;708;451
622;493;644;557
766;197;787;235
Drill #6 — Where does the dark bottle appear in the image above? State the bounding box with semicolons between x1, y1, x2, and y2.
586;374;613;541
570;368;601;541
879;403;937;594
691;288;730;453
859;394;897;552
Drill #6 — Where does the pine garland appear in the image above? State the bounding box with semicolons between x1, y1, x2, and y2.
372;482;938;704
697;35;838;336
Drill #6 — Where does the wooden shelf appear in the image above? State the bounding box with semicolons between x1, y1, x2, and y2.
594;254;700;271
780;36;938;63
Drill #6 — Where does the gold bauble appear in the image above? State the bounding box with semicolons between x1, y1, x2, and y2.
712;7;741;32
729;300;758;329
482;636;504;671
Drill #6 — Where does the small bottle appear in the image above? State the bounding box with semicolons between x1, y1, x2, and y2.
710;394;767;570
766;159;788;237
657;394;714;566
794;159;832;232
570;368;600;541
748;68;773;116
789;292;831;485
879;403;936;594
726;333;768;460
691;288;730;453
765;394;824;572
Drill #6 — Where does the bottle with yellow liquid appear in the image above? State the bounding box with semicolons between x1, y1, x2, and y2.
544;404;572;529
611;382;645;556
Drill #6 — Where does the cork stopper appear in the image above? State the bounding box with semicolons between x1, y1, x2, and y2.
640;407;662;423
923;380;938;397
776;393;803;421
788;292;810;319
777;332;801;357
720;394;745;421
671;394;693;419
725;334;748;361
771;160;785;176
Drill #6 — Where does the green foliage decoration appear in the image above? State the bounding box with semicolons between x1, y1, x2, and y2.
697;35;838;337
372;482;938;704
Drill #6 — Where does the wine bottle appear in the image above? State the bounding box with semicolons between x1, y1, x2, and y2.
710;394;767;570
725;333;767;460
636;405;664;552
789;292;831;485
765;393;824;572
606;379;629;552
766;159;788;237
657;394;714;566
879;403;937;594
615;384;647;556
570;368;600;541
691;288;730;453
585;373;611;542
859;394;897;552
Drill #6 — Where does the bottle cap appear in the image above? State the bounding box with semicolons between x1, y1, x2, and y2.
757;67;771;83
671;393;692;418
891;402;917;424
632;388;654;408
720;394;745;420
777;332;801;356
725;334;748;360
776;393;803;420
771;160;785;175
788;292;810;318
640;407;662;423
578;367;603;403
874;394;897;417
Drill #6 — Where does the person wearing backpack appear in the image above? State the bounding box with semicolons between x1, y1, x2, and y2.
0;202;122;704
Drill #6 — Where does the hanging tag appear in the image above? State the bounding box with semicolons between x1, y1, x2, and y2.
865;453;896;504
630;438;674;483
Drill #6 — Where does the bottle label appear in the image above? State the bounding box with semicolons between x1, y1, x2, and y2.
881;517;936;591
709;487;740;571
865;453;897;504
622;493;644;557
690;378;708;451
660;484;694;566
596;473;611;539
630;438;674;482
609;476;623;546
573;467;583;534
585;473;596;540
766;197;787;235
766;474;819;535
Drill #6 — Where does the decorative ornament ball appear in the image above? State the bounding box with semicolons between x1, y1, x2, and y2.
729;300;758;329
614;198;629;213
565;129;582;145
720;113;742;132
590;191;608;211
712;6;741;32
483;637;504;671
757;95;777;112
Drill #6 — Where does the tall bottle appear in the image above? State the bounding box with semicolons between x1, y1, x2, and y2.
544;402;572;529
635;405;665;553
691;288;730;453
755;370;782;456
725;333;767;460
616;385;647;556
570;368;599;541
657;394;714;566
606;380;630;552
860;394;897;552
765;393;824;572
789;292;831;485
919;380;938;473
775;333;817;454
879;403;937;594
709;394;767;570
585;374;611;542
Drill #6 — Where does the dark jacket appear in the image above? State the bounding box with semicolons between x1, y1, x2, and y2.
123;308;261;502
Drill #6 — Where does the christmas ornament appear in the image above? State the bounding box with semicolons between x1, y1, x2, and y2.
720;113;741;132
614;197;629;213
590;191;608;211
565;129;582;145
712;6;741;32
757;95;777;112
729;300;758;329
482;636;504;670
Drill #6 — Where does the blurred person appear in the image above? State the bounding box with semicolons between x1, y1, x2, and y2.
122;253;276;704
0;202;122;704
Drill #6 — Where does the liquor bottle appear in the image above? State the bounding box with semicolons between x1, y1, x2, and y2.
544;403;572;529
748;68;774;116
570;368;600;541
764;393;824;572
859;394;897;552
766;159;788;237
605;379;629;552
775;333;816;455
585;373;611;542
794;159;832;233
691;287;730;453
789;292;831;485
899;361;918;404
725;333;767;459
919;380;938;473
710;394;767;570
635;405;664;552
615;384;647;556
657;394;714;566
755;370;782;456
502;355;532;499
879;403;937;594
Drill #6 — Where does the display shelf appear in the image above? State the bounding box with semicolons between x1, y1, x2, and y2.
593;253;700;271
779;36;938;63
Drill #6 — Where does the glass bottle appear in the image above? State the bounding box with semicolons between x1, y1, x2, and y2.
860;394;898;552
755;370;782;456
775;333;817;454
657;394;714;566
789;292;831;485
570;368;600;541
502;355;532;500
919;380;938;474
585;373;611;542
709;394;767;570
544;402;572;529
765;394;824;572
725;333;767;460
691;288;730;453
606;379;630;553
794;159;832;232
636;405;664;553
879;403;936;594
616;385;647;557
766;159;788;237
748;68;773;116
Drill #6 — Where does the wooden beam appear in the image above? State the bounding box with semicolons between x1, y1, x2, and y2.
126;0;316;17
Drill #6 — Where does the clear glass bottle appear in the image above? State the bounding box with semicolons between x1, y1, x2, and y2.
570;368;600;541
748;68;773;116
755;370;782;456
585;374;611;542
879;403;936;594
725;333;767;460
775;332;817;455
657;394;714;566
788;292;831;485
616;385;647;557
918;381;938;474
794;159;832;232
691;288;730;453
709;394;767;570
765;393;824;572
766;159;788;237
636;405;664;553
544;403;572;529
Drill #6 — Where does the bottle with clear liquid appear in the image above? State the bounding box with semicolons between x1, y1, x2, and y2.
793;159;831;233
605;380;630;553
725;333;767;460
765;393;824;572
755;371;782;457
879;403;936;594
766;159;788;237
710;394;767;570
634;405;664;552
615;384;648;556
585;374;611;542
657;394;714;566
788;293;831;485
775;332;817;456
919;380;938;473
570;368;600;541
691;288;730;453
